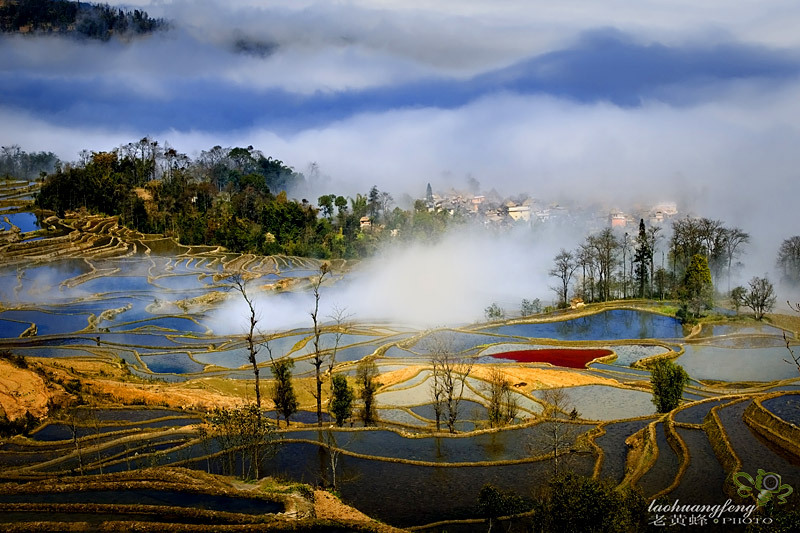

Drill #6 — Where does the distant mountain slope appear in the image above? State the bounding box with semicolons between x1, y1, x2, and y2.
0;0;168;40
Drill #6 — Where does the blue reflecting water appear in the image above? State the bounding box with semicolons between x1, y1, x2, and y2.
481;310;685;341
0;318;31;338
141;352;205;374
533;385;656;420
0;309;90;335
3;212;40;232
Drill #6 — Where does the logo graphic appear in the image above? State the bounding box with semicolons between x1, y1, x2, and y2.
733;469;793;507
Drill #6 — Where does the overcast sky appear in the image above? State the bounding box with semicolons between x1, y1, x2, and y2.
2;1;800;305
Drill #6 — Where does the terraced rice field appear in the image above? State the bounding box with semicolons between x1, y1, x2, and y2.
2;201;800;529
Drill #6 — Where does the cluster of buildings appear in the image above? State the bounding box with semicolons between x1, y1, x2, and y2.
423;183;679;231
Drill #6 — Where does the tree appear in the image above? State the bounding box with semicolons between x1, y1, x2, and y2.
679;254;713;318
730;286;747;314
520;298;541;316
530;472;647;533
477;484;529;533
531;387;580;476
356;358;380;426
742;276;776;320
549;249;578;308
484;367;518;428
785;302;800;375
329;374;354;426
310;262;331;426
777;236;800;285
269;356;298;427
326;306;353;391
317;194;335;220
485;302;505;321
208;405;277;480
587;228;619;301
367;185;380;219
576;243;597;302
670;216;705;277
650;358;689;413
427;331;474;433
720;227;749;293
228;273;263;409
379;191;394;221
633;219;652;298
647;225;662;297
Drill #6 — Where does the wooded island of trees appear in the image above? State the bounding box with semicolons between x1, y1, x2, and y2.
26;139;453;259
0;0;167;40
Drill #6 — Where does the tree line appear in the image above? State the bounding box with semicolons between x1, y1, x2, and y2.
31;139;460;259
0;0;167;41
549;215;796;322
1;144;59;181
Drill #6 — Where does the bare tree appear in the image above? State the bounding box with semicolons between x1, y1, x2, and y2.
785;302;800;374
228;273;263;410
777;236;800;285
530;388;580;476
549;249;578;308
483;367;519;428
327;305;353;395
68;409;85;475
742;276;776;320
426;331;474;433
647;225;662;297
721;227;749;293
310;263;331;426
587;228;619;302
576;243;597;302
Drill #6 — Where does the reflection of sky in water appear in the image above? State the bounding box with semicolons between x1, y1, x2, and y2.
0;309;90;335
108;316;207;333
0;318;31;337
603;344;671;366
696;323;787;338
291;333;381;356
376;408;429;427
533;384;656;420
410;331;521;354
141;352;205;374
150;273;215;291
677;345;799;382
2;212;40;232
76;276;155;294
483;310;684;341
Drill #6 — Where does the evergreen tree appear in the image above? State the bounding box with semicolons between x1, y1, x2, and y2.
270;357;298;427
329;374;354;426
650;358;689;413
633;219;652;298
679;254;713;318
367;185;380;219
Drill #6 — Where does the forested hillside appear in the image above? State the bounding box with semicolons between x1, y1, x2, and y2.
31;139;455;259
0;0;167;40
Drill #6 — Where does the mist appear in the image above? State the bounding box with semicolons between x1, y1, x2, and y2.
208;223;586;334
